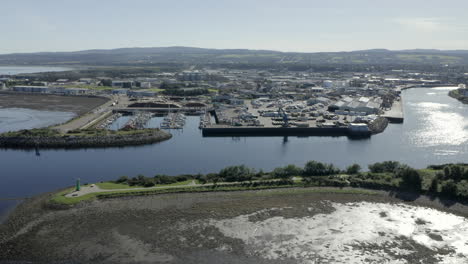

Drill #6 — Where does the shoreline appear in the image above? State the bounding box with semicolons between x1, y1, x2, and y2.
449;89;468;104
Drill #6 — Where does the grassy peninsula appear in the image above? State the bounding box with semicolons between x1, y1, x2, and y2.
51;161;468;205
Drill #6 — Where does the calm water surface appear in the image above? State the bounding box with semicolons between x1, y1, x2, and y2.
0;66;71;75
0;108;75;133
0;87;467;219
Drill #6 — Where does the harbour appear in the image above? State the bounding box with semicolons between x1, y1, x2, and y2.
0;87;467;219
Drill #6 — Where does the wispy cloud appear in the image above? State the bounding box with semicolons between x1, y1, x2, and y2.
394;17;468;33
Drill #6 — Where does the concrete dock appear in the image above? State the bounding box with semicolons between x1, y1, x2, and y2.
383;99;404;123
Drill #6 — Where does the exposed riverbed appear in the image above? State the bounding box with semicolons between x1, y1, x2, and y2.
1;189;467;263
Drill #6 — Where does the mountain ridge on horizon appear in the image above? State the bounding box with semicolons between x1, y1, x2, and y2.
3;46;468;55
1;46;468;67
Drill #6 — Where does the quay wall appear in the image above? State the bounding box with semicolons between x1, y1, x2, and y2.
202;126;369;137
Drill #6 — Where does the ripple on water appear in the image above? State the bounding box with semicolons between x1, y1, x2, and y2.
408;102;468;147
0;108;75;133
209;202;468;263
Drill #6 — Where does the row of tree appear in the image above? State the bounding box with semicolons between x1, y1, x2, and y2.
113;161;468;200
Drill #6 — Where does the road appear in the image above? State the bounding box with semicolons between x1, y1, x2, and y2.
65;180;198;197
65;178;295;198
53;95;131;132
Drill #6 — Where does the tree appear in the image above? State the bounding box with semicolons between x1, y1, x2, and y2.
304;161;338;176
428;178;439;193
272;164;303;180
115;176;128;183
463;169;468;181
441;180;458;197
397;167;422;191
449;165;463;181
219;165;255;182
444;166;451;179
346;164;361;175
368;161;401;173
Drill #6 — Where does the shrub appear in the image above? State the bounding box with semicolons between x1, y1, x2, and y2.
303;161;339;176
115;176;128;183
346;164;361;175
271;164;303;180
428;178;439;193
396;166;422;191
219;165;255;182
368;161;401;173
441;180;457;197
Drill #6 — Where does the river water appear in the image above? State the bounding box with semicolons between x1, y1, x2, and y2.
0;108;75;133
0;87;467;219
0;66;71;75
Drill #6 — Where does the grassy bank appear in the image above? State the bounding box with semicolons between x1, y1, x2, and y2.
50;183;378;205
49;161;468;206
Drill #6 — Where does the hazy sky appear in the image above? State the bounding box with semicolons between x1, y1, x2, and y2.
2;0;468;54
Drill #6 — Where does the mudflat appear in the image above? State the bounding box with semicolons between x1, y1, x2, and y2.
1;188;468;264
0;93;108;115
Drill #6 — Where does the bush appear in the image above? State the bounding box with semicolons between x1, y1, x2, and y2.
303;161;339;176
346;164;361;175
115;176;128;183
143;179;155;187
396;166;422;191
428;178;439;193
154;175;177;185
368;161;401;173
441;180;457;197
219;165;255;182
271;164;302;180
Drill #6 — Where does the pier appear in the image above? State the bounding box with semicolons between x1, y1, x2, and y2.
382;99;404;123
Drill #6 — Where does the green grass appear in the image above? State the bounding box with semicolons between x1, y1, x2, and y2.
49;168;448;206
161;180;193;186
148;88;166;92
95;182;138;190
49;179;378;206
50;188;99;205
95;180;193;190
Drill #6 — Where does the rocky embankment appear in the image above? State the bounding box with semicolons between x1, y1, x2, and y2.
369;116;389;134
449;89;468;104
0;129;172;149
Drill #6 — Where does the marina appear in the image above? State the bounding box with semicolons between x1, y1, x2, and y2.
0;87;467;220
160;112;186;129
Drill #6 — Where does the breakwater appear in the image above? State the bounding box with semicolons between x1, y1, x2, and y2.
368;117;389;134
0;129;172;149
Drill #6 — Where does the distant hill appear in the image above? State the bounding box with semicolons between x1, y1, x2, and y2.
1;46;468;66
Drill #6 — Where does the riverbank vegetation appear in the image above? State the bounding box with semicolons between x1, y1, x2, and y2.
449;89;468;104
51;161;468;205
0;128;172;149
